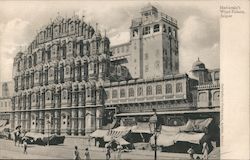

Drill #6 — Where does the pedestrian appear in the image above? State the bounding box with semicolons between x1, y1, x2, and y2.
74;146;81;160
106;145;111;160
23;139;28;154
117;144;122;160
202;142;209;160
84;148;91;160
187;146;195;159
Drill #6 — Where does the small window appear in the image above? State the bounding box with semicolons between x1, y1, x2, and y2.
120;89;125;98
153;24;160;32
143;26;150;35
46;92;51;100
133;28;138;37
112;90;118;99
65;67;70;75
137;87;143;96
62;91;67;99
176;83;182;93
156;85;162;95
128;88;134;97
146;86;152;96
166;84;172;94
163;24;166;33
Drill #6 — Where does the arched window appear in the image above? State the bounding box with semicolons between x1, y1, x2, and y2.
198;92;207;102
146;86;152;95
128;88;134;97
120;89;125;98
32;94;36;103
49;68;54;77
137;87;143;96
156;85;162;95
166;84;172;94
112;90;118;99
153;24;160;32
213;91;220;100
62;90;67;100
46;92;51;100
65;66;70;75
176;83;182;93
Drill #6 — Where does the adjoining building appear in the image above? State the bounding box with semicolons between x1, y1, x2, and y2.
0;81;14;126
10;4;220;141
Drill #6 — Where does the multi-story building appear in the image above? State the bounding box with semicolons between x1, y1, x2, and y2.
0;81;14;123
10;5;220;137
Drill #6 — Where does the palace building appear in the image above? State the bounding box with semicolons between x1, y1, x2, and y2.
10;4;220;137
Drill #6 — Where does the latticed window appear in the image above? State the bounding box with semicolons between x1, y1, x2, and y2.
137;87;143;96
46;92;51;100
128;88;134;97
146;86;152;95
143;26;150;35
176;83;182;93
156;85;162;95
112;90;118;99
62;90;67;99
166;84;172;94
153;24;160;32
120;89;125;98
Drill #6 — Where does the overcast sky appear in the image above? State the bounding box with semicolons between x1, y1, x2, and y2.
0;0;220;82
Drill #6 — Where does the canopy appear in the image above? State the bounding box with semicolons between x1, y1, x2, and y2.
150;126;183;147
174;132;205;144
0;120;7;127
0;124;10;132
131;123;151;134
114;137;130;145
24;132;47;141
180;118;213;132
90;129;108;138
104;126;131;142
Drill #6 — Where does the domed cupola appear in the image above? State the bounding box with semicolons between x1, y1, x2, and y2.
192;58;206;71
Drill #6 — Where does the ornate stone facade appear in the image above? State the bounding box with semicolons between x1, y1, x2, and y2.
11;15;111;135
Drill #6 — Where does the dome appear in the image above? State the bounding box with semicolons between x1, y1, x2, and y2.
192;58;206;71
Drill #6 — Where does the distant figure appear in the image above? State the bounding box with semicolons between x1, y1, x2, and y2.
117;144;122;160
84;148;91;160
202;142;209;160
187;146;195;159
23;140;28;154
106;145;111;160
74;146;81;160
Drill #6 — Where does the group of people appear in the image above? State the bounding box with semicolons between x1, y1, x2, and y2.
74;143;123;160
187;142;209;159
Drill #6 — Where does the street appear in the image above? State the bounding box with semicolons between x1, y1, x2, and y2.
0;138;219;159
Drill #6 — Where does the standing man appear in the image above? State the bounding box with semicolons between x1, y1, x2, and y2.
106;145;111;160
23;139;28;154
84;148;91;160
74;146;81;160
187;146;195;159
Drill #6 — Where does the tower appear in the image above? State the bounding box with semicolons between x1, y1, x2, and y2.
130;4;179;79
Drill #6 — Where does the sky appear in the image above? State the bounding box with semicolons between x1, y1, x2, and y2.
0;0;220;82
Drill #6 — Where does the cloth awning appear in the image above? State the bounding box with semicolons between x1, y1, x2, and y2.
25;132;47;140
104;126;131;142
0;124;10;132
90;129;108;138
180;118;213;132
114;137;130;145
131;123;151;134
174;132;205;144
150;125;183;147
0;120;7;127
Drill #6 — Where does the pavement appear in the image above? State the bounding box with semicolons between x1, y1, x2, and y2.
0;138;220;159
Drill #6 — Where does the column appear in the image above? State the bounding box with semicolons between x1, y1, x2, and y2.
26;112;31;132
78;108;85;135
96;107;103;130
10;112;15;131
54;110;60;135
35;112;39;133
38;111;44;133
21;112;26;132
71;109;78;135
85;108;96;134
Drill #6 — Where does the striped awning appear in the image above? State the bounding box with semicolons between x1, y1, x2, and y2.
104;126;131;142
